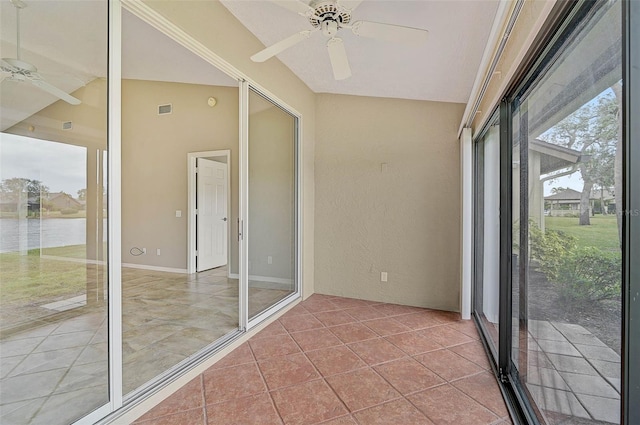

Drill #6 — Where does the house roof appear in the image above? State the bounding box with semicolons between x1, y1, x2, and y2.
46;192;83;206
545;188;616;201
545;189;583;201
530;139;584;175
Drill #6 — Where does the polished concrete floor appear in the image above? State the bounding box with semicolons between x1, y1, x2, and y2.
0;265;291;425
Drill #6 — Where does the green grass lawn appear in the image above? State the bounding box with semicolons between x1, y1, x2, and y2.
0;245;92;304
545;215;620;252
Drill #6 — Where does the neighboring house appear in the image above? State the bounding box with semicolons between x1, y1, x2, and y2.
0;192;41;214
45;192;83;211
521;139;584;230
544;187;616;216
591;187;616;213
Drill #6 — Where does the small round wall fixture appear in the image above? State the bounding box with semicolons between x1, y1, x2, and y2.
207;97;217;107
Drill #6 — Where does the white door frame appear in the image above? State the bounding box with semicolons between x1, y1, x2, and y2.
187;150;231;275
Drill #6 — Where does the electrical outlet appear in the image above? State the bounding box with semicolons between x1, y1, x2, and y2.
381;272;388;282
268;256;273;264
156;249;161;256
175;210;182;218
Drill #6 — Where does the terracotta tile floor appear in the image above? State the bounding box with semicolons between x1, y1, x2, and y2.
133;294;511;425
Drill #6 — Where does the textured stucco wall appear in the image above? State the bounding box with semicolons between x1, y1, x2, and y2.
315;94;464;311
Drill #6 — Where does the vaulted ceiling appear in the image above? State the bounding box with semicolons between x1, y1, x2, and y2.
1;0;501;131
220;0;500;103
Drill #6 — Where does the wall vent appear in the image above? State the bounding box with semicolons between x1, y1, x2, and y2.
158;104;172;115
62;121;73;130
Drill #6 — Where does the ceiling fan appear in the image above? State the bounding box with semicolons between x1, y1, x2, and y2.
1;0;81;105
251;0;429;80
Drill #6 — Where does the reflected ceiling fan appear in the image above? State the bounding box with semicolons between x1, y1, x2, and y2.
1;0;81;105
251;0;429;80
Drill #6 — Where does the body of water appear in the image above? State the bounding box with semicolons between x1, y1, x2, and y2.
0;218;87;253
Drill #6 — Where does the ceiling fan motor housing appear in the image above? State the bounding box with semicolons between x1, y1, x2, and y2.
309;1;351;35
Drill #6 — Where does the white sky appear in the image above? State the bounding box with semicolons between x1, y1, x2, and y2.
0;132;86;196
544;172;584;196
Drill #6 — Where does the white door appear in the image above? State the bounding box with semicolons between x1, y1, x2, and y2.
196;158;228;271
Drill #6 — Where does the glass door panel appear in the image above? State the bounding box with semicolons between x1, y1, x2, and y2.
512;2;622;423
474;119;500;357
247;89;297;321
120;10;241;394
0;1;109;423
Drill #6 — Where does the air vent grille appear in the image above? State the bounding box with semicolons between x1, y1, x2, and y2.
62;121;73;130
158;104;172;115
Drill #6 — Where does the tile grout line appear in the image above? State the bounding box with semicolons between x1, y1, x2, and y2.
245;332;287;425
280;315;352;422
290;301;447;423
200;374;207;425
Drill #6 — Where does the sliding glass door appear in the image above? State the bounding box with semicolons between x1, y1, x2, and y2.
511;2;622;423
0;1;302;422
120;9;243;395
472;0;630;423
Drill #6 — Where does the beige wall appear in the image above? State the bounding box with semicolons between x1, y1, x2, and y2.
315;94;464;311
122;80;239;270
248;99;295;281
144;0;316;296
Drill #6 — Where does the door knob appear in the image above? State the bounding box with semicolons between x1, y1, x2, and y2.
222;217;228;221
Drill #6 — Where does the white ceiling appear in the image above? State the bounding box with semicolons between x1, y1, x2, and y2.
1;1;105;131
1;0;500;132
1;2;236;131
220;0;500;103
121;10;238;87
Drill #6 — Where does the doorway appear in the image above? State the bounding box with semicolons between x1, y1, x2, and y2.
188;150;231;274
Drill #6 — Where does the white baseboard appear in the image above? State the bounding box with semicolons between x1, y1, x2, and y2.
40;255;105;265
122;263;188;274
228;273;294;291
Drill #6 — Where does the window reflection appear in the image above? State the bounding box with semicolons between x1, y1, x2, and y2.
0;1;109;423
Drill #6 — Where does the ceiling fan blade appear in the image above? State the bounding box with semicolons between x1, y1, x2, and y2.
327;38;351;80
338;0;364;11
30;79;81;105
251;30;313;62
351;21;429;45
269;0;313;15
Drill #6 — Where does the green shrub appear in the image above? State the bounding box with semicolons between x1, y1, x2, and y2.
529;221;576;281
529;221;620;301
554;247;621;301
60;208;78;215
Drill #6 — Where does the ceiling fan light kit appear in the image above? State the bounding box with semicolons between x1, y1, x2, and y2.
1;0;82;105
251;0;429;80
